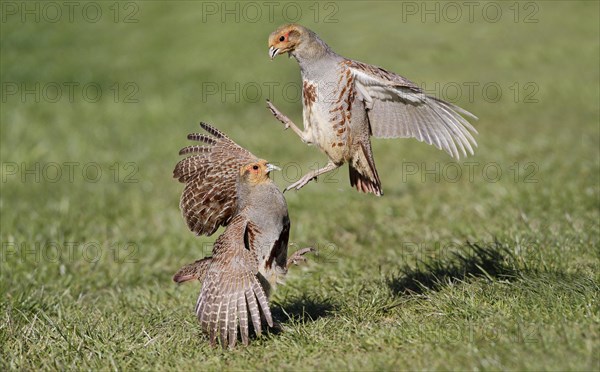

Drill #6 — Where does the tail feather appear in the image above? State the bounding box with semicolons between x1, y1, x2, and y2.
349;142;383;196
195;269;272;348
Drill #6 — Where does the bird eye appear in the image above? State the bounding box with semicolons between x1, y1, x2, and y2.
252;165;259;170
279;35;285;42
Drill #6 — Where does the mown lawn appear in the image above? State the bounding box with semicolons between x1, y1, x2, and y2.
1;1;598;370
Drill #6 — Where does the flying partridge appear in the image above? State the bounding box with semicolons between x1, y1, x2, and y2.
172;122;312;348
267;24;478;196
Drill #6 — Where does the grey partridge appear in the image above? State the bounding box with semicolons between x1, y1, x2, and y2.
267;24;478;196
172;122;312;348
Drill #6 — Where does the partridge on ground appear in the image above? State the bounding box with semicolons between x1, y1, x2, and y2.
267;24;478;196
172;122;311;348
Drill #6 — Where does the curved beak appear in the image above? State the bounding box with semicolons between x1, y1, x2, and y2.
268;46;279;60
266;163;281;173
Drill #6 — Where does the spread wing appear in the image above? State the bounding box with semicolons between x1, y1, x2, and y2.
173;122;258;236
347;60;478;159
195;214;273;348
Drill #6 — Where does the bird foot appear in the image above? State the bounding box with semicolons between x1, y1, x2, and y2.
284;173;318;192
287;247;314;267
266;100;308;142
284;162;340;193
266;99;291;129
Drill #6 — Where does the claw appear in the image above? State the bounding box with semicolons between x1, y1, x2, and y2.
266;100;289;128
287;247;314;267
266;99;311;143
286;173;318;192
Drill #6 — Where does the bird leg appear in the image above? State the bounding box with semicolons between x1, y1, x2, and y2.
172;257;211;284
286;247;314;267
266;100;310;143
285;161;340;192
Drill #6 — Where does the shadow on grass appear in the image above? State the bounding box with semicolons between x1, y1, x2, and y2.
271;295;336;326
387;240;523;296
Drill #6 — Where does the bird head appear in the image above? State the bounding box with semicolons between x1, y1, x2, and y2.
239;160;280;185
268;24;307;60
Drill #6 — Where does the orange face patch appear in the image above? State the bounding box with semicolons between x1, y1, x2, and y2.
268;24;303;55
240;160;271;185
247;163;262;175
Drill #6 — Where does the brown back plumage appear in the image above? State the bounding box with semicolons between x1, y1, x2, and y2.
173;122;258;236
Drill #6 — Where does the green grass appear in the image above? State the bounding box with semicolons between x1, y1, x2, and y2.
1;1;598;370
